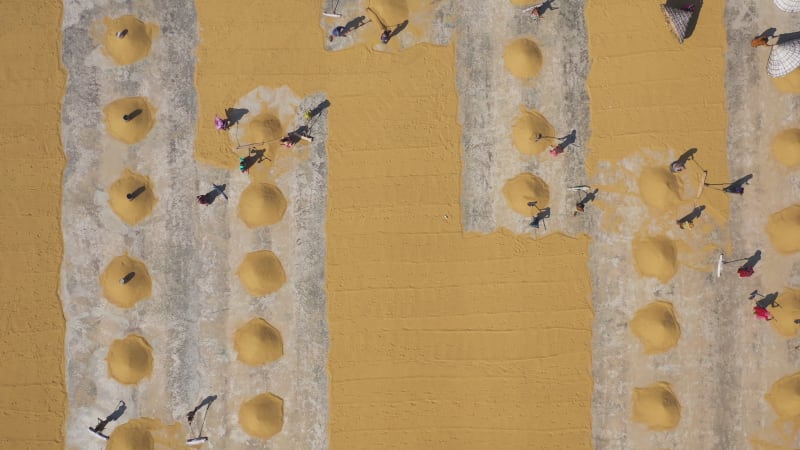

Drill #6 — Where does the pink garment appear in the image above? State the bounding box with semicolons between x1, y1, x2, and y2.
214;115;227;130
754;306;772;321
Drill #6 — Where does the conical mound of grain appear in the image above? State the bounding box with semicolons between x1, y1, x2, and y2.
502;173;551;216
632;236;678;283
504;38;543;79
237;182;287;228
237;250;286;297
244;111;283;145
107;419;155;450
234;317;284;366
104;97;156;144
107;418;184;450
766;372;800;420
772;129;800;168
766;205;800;254
239;393;284;439
770;289;800;338
638;167;682;210
106;334;153;385
108;169;157;225
511;108;557;155
100;254;152;308
369;0;409;25
630;301;681;354
632;382;681;430
102;15;157;66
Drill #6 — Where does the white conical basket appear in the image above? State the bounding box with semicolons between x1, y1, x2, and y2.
660;4;692;44
775;0;800;13
768;40;800;77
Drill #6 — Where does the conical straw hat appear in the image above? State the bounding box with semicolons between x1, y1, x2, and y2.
660;4;692;44
768;40;800;77
775;0;800;13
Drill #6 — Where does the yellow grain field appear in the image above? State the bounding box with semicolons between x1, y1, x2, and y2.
0;1;67;449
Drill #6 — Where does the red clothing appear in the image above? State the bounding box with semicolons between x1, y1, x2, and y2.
737;267;754;278
754;306;772;321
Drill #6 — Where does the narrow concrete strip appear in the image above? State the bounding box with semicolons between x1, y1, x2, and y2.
723;1;800;446
458;0;593;237
61;0;202;446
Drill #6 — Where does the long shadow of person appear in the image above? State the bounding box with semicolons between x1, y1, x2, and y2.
536;0;560;18
671;147;698;172
560;129;577;148
187;395;218;423
388;20;409;40
579;189;599;206
575;188;599;215
198;184;228;205
239;148;269;173
753;28;777;45
757;292;781;310
126;185;146;200
777;30;800;44
225;108;249;126
283;125;315;147
91;400;127;434
678;147;697;162
107;401;127;421
528;205;551;229
123;109;143;122
550;129;578;156
307;100;331;120
343;16;369;34
740;250;762;271
723;174;753;194
678;205;706;228
678;205;705;224
291;124;310;137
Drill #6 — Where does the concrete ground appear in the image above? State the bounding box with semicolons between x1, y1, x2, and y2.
458;0;592;237
61;2;329;449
